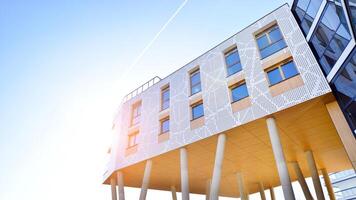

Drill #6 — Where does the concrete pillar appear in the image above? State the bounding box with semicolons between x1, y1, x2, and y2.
258;182;266;200
321;168;336;200
291;162;313;200
117;171;125;200
237;172;249;200
171;186;177;200
305;150;325;200
210;133;226;200
269;187;276;200
110;177;118;200
206;179;211;200
180;148;190;200
139;160;152;200
266;117;295;200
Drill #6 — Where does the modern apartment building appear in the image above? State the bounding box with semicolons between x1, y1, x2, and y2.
104;3;356;200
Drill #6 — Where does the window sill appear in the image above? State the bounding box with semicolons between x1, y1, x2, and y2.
128;124;140;134
189;92;203;105
190;116;205;130
125;144;138;156
158;132;170;143
269;74;304;97
227;71;245;87
261;47;290;70
158;108;170;120
231;97;251;113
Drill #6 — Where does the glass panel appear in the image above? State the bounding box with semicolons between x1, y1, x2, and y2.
227;63;242;76
309;1;351;75
267;68;283;85
225;50;240;66
260;39;287;59
162;89;170;109
306;0;323;17
161;119;170;133
331;48;356;134
191;83;201;95
297;0;310;10
269;27;283;43
281;61;299;79
231;83;249;102
257;34;269;50
348;0;356;31
192;103;204;119
190;71;200;86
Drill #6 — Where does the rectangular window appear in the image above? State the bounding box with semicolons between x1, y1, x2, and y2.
231;82;249;102
160;117;170;134
266;60;299;86
131;102;141;126
192;102;204;120
190;69;201;95
225;47;242;76
128;132;138;147
161;86;170;110
256;25;287;59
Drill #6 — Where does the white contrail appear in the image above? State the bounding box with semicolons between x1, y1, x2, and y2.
121;0;189;77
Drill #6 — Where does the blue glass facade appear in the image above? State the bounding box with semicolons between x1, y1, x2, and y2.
292;0;356;135
309;0;351;75
331;47;356;133
294;0;324;35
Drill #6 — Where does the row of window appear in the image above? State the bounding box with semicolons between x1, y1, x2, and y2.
126;24;296;148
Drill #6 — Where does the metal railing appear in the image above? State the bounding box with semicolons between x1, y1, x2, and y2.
122;76;162;102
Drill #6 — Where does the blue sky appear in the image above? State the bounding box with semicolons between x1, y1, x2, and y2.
0;1;332;199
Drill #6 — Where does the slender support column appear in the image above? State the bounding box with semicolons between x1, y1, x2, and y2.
171;186;177;200
266;117;295;200
206;179;211;200
110;177;118;200
180;148;190;200
117;171;125;200
306;150;325;200
321;169;336;200
210;133;226;200
291;162;313;200
269;187;276;200
139;160;152;200
237;173;249;200
258;182;266;200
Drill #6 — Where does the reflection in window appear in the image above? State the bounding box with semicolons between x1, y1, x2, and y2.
160;118;170;134
256;25;287;59
192;102;204;120
266;60;299;86
331;48;356;135
230;83;249;102
225;47;242;76
310;0;351;75
190;69;201;95
347;0;356;34
294;0;323;35
161;86;170;110
131;102;141;126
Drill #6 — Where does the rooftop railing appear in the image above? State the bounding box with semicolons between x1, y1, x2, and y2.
122;76;162;103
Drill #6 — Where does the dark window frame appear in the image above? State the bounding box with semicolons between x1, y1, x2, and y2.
130;101;142;126
190;69;202;95
191;101;204;120
266;59;299;86
224;47;243;77
256;25;287;59
230;82;249;103
127;131;139;148
160;117;170;134
161;85;170;110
